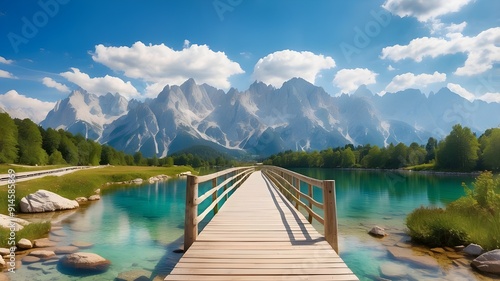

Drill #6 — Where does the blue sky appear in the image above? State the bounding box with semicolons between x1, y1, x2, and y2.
0;0;499;121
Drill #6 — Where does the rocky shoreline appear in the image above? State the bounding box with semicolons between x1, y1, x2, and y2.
361;224;500;280
0;173;177;280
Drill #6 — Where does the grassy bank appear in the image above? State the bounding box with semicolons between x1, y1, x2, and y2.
0;165;195;215
406;171;500;250
0;221;51;247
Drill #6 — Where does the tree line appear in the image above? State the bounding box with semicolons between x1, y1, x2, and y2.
263;125;500;172
0;113;235;167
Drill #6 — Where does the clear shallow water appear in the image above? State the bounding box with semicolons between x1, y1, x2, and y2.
12;169;492;281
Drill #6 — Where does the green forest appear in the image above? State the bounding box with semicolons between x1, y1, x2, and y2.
263;124;500;172
0;113;233;168
1;111;499;172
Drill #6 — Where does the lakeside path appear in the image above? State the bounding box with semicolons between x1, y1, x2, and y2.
0;166;105;186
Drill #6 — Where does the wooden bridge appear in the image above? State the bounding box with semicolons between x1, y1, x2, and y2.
165;166;359;280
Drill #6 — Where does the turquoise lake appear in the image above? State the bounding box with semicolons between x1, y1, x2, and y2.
14;169;493;281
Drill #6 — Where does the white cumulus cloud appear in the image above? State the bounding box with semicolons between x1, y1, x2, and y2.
447;83;475;101
0;69;15;79
60;68;140;99
333;68;377;94
385;71;446;93
381;27;500;76
382;0;473;22
92;41;244;90
0;90;55;123
0;56;13;64
253;50;335;87
42;77;70;93
479;93;500;103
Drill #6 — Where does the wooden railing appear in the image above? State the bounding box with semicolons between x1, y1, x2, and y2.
261;165;339;253
184;166;255;250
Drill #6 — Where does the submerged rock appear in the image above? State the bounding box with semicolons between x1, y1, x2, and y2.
472;249;500;275
20;190;79;213
59;252;110;273
33;238;57;248
116;269;152;281
380;261;408;279
71;241;94;249
387;246;439;269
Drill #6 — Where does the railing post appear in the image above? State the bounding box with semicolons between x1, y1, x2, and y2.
307;183;313;223
224;174;228;200
294;177;299;210
323;180;338;253
184;175;198;251
212;178;218;215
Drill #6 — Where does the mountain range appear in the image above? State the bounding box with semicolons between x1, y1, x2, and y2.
38;78;500;157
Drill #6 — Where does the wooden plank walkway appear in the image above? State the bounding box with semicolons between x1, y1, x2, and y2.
165;171;359;280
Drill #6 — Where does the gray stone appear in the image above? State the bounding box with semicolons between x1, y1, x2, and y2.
131;178;143;184
116;269;152;281
70;241;94;249
88;195;101;201
94;188;101;194
33;238;57;248
22;255;40;264
30;250;56;258
472;249;500;275
59;252;110;272
463;243;484;256
369;226;387;237
75;197;88;203
54;246;79;254
20;189;79;213
17;238;32;249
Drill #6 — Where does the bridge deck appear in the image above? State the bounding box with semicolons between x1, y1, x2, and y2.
165;171;358;280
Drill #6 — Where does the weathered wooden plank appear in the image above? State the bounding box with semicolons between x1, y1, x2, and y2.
165;274;360;281
169;267;355;275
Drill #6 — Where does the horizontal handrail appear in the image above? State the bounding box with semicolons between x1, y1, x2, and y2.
261;165;338;253
184;166;255;251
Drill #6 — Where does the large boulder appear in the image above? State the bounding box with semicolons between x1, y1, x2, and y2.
59;252;110;273
472;249;500;275
20;190;79;213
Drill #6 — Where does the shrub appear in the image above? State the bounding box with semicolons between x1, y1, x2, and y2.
406;171;500;250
